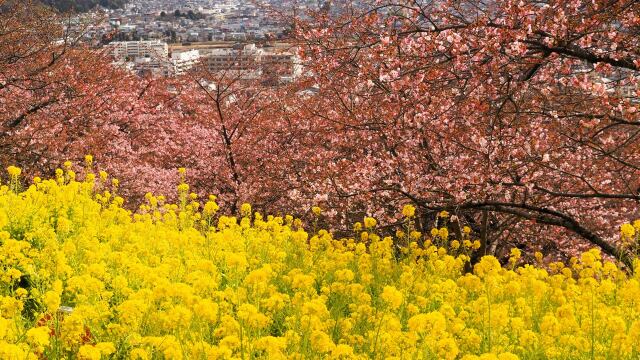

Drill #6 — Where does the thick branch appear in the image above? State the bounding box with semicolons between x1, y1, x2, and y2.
446;201;631;267
524;40;639;72
5;98;58;128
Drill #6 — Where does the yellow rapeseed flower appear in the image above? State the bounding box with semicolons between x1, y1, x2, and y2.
402;204;416;218
43;290;61;313
363;216;377;229
78;345;102;360
621;223;635;239
310;330;335;353
25;326;50;350
381;285;403;310
6;166;21;177
240;203;252;217
1;167;640;360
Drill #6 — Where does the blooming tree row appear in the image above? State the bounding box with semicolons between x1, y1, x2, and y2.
1;0;639;261
286;0;640;261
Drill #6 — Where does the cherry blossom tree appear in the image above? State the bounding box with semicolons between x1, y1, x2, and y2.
4;0;639;263
149;61;295;212
287;0;640;262
0;0;145;175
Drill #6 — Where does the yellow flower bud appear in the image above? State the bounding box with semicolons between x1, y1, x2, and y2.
402;204;416;218
363;216;377;229
6;165;21;177
240;203;252;217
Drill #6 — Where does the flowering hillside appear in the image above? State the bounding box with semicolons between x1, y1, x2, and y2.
0;165;639;359
3;0;639;258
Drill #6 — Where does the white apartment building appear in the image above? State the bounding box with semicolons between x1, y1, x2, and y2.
109;40;169;61
170;50;201;75
109;40;300;81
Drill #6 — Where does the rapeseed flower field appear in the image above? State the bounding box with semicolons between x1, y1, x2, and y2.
1;164;640;359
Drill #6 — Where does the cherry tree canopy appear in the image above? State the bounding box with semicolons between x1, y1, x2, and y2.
288;0;640;261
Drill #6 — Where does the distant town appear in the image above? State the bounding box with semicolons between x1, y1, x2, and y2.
73;0;317;79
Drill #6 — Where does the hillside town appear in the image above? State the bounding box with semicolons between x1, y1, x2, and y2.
107;39;302;81
74;0;310;79
87;0;304;42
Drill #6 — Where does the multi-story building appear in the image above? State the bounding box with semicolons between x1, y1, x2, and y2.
110;40;169;61
133;56;168;76
197;43;301;83
170;49;201;75
200;43;261;72
108;38;300;81
261;51;301;80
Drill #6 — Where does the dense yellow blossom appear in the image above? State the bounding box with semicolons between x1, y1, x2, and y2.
6;165;21;177
240;202;252;217
26;326;50;351
402;204;416;218
380;285;403;310
1;167;640;359
621;223;635;238
363;216;377;228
